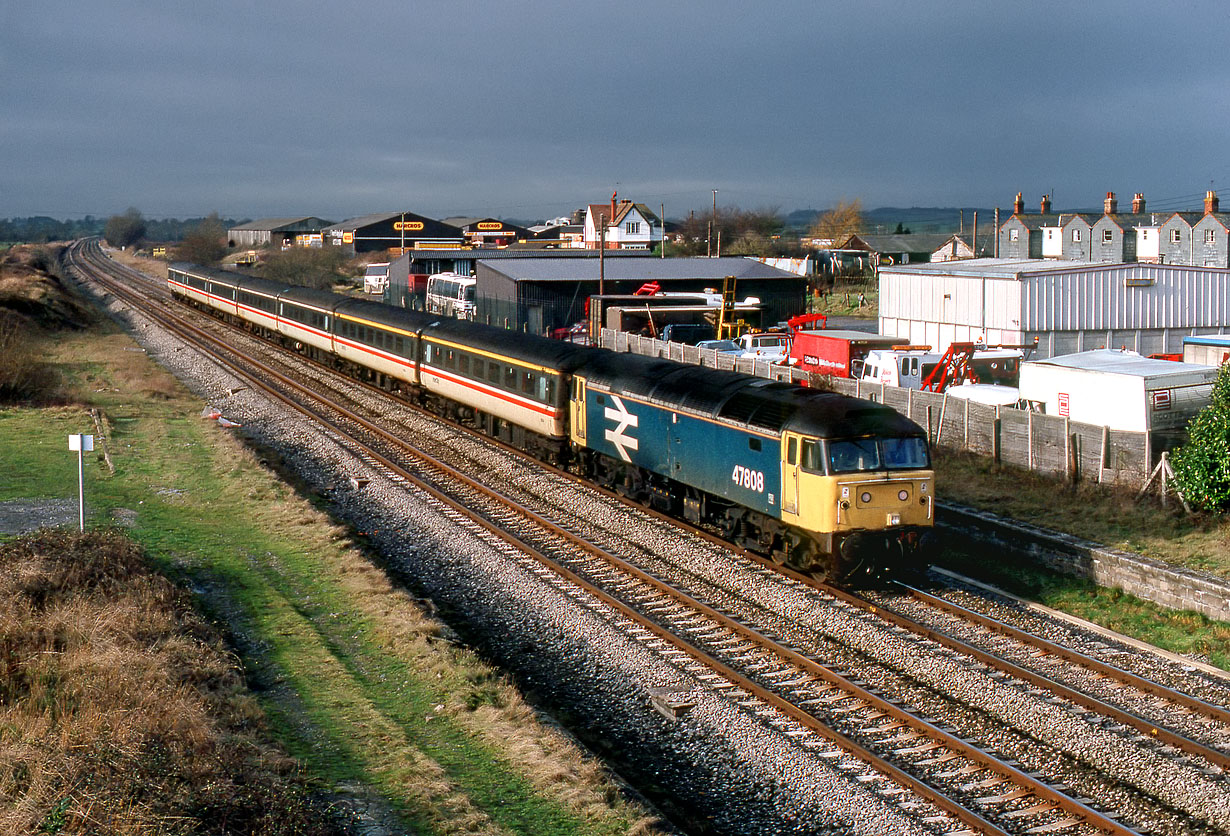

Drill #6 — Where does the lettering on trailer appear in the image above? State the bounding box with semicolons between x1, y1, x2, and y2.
1058;392;1069;417
603;395;639;462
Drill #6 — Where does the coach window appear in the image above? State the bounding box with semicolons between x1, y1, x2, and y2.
504;365;517;390
521;371;535;395
457;354;469;375
488;362;501;385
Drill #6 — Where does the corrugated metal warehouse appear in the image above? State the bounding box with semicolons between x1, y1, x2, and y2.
227;217;333;248
475;256;807;334
878;258;1230;359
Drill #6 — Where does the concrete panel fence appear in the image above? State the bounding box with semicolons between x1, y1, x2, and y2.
602;329;1153;487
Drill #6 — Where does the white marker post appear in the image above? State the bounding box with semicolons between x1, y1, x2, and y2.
68;434;94;531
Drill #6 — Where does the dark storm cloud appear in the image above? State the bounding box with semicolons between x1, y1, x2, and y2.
4;0;1230;221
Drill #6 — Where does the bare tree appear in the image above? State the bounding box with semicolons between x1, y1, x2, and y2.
808;199;864;247
103;207;146;250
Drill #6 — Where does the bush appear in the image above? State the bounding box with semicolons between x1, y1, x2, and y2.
0;529;350;835
1171;363;1230;510
0;311;57;404
258;247;352;290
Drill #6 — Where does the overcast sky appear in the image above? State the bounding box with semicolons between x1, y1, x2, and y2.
4;1;1230;223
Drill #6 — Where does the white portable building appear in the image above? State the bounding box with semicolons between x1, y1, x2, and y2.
1017;349;1216;433
1182;334;1230;366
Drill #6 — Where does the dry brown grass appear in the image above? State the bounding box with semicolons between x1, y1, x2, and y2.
0;529;347;836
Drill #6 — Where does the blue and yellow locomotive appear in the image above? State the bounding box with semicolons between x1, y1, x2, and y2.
169;263;934;581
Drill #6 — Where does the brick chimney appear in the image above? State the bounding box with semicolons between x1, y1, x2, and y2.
1013;192;1025;214
1040;194;1052;214
1104;191;1118;214
610;190;617;221
1206;190;1220;214
1132;192;1145;213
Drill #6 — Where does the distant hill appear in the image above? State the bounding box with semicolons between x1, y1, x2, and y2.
786;207;1002;236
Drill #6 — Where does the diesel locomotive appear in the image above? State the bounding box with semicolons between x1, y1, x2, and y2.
169;263;935;580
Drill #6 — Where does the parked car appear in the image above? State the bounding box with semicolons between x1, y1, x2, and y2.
695;339;743;353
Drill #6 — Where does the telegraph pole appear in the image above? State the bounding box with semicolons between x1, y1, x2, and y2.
711;189;718;257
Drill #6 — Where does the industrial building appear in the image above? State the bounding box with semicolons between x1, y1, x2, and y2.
387;255;804;334
878;258;1230;360
473;256;804;334
322;211;464;255
227;217;333;248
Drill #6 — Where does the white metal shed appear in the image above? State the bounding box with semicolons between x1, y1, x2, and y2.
878;258;1230;359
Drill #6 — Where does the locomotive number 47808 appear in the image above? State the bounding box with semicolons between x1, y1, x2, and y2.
731;465;765;493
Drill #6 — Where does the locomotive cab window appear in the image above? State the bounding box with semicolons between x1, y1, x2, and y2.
882;437;929;470
787;437;797;465
800;439;823;473
828;439;881;473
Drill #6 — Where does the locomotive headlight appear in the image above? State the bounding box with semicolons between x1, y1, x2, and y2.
840;500;850;510
898;489;909;501
860;491;872;504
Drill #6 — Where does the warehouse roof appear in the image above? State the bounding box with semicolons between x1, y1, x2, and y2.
479;256;799;282
880;257;1099;278
228;216;332;232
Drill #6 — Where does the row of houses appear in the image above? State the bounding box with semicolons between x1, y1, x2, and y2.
999;190;1230;267
227;194;664;256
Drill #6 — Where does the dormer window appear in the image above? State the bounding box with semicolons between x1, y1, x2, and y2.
626;221;640;235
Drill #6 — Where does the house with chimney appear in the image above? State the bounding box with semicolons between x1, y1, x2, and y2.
583;194;663;250
1089;192;1155;262
998;193;1059;258
1002;189;1230;266
1190;191;1230;267
1040;212;1095;261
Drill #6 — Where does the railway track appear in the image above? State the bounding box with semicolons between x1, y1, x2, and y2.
68;240;1230;835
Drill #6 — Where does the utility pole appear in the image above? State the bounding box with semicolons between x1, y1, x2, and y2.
599;224;605;295
711;189;718;257
660;203;665;258
993;208;1000;257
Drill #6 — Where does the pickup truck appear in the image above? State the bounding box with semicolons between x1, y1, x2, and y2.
737;331;789;362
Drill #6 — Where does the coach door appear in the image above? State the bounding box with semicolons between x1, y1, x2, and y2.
570;378;587;442
781;432;802;516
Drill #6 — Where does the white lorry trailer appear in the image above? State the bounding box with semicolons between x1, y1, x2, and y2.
1017;349;1217;433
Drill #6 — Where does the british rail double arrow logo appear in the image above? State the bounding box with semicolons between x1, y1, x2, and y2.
604;395;639;462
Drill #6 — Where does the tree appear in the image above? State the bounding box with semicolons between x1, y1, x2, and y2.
808;199;864;247
1171;363;1230;510
103;207;146;250
175;212;227;265
258;246;350;290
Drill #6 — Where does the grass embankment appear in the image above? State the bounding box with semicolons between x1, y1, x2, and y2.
0;529;340;835
0;312;658;832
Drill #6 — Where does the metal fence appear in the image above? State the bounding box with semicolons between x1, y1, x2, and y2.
601;328;1153;487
